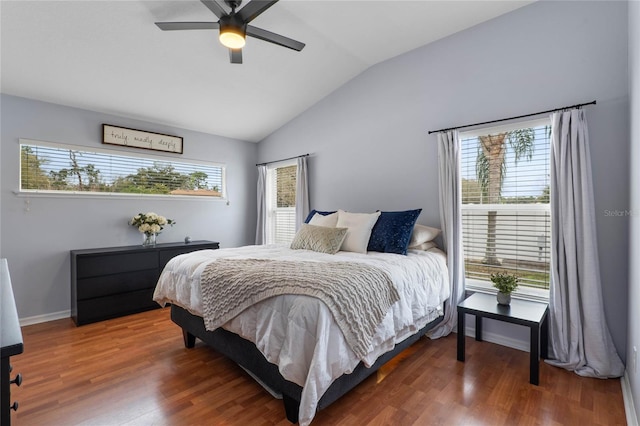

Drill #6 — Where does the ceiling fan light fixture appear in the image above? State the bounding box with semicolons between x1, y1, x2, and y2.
157;0;305;64
219;24;246;49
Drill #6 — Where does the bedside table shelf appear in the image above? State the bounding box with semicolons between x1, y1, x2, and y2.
71;240;219;325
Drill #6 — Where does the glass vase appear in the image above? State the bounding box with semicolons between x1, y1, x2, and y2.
142;232;157;247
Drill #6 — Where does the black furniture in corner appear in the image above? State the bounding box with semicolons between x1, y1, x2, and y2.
71;240;219;326
457;292;549;385
1;259;24;426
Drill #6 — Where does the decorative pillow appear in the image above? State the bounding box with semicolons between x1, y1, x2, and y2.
367;209;422;255
409;224;441;247
308;211;338;227
408;241;437;251
335;210;381;253
290;224;348;255
304;209;336;224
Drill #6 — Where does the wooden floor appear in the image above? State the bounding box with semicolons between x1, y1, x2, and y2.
10;308;626;425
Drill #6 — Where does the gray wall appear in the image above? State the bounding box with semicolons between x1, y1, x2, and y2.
627;0;639;419
0;94;258;320
259;1;630;358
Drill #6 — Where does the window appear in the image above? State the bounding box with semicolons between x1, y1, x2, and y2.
19;139;225;198
266;161;297;244
460;119;551;295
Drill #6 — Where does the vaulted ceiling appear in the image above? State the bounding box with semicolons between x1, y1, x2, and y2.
1;1;533;142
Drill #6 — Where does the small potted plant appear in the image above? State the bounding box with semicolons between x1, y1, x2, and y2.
490;272;519;305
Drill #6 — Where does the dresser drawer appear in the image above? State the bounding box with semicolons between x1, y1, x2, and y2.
75;288;159;325
76;269;158;300
76;251;158;279
158;244;218;269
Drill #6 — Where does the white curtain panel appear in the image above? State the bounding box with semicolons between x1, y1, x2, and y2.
430;130;465;339
255;164;267;245
295;156;310;231
547;109;624;378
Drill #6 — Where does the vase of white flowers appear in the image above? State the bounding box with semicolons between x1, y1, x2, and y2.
129;212;175;247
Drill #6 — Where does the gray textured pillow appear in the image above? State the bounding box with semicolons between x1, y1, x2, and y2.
290;224;348;255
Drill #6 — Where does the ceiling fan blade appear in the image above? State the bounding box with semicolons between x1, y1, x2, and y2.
229;48;243;64
246;25;305;51
238;0;279;23
200;0;228;19
156;22;220;31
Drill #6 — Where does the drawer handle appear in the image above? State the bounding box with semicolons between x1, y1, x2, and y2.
11;373;22;387
10;401;19;411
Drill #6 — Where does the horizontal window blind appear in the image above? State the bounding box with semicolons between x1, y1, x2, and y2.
460;122;550;290
272;207;296;244
266;163;297;244
20;140;224;198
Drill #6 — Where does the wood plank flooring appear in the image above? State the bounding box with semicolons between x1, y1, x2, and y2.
10;307;626;425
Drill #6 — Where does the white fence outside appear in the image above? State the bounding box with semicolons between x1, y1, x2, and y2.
462;204;550;288
462;204;550;263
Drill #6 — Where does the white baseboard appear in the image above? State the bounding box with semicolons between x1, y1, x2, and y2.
20;310;70;327
622;370;639;426
464;324;529;352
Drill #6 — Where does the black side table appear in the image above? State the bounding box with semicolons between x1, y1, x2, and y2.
457;292;549;385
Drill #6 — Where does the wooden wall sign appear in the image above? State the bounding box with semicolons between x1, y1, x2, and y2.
103;124;183;154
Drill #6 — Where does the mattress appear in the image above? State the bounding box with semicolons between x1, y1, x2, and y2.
153;244;449;425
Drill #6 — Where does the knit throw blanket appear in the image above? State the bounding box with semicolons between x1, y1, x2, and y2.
200;258;400;359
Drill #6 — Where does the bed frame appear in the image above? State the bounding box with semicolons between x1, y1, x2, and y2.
171;304;444;423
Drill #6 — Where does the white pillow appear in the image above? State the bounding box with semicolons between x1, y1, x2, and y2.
409;224;441;247
308;211;338;227
408;241;437;251
335;210;381;253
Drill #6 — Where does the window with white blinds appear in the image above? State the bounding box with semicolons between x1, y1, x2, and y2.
460;119;551;291
19;139;225;198
266;162;297;244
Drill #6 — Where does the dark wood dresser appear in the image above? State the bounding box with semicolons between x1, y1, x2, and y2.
1;259;24;425
71;240;219;325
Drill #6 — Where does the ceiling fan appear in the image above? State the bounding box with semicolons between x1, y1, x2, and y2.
155;0;305;64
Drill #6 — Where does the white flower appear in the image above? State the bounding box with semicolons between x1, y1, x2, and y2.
129;211;175;234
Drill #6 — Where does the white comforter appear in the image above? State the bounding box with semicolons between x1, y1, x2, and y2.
153;244;450;425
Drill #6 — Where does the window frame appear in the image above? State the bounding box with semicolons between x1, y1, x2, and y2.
17;138;227;201
459;118;551;302
265;159;297;245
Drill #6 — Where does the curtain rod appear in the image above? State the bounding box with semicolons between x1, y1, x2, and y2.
427;100;597;135
256;153;309;167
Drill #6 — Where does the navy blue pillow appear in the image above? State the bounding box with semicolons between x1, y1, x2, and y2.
367;209;422;255
304;209;337;224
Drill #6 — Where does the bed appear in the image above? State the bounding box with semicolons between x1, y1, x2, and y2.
153;241;449;425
